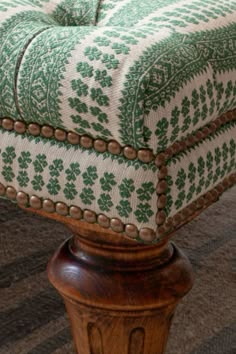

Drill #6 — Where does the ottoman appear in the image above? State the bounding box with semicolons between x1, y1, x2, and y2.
0;1;235;353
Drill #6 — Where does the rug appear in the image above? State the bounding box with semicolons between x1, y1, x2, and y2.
0;187;235;354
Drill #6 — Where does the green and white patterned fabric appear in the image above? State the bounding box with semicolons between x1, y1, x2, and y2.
0;0;236;243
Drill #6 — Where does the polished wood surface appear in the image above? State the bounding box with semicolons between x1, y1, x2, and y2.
47;221;194;354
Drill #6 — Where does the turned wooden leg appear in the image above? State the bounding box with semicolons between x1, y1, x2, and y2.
47;224;194;354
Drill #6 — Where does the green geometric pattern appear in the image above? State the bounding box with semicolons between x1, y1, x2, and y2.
0;121;235;237
0;1;236;242
0;128;158;228
0;0;236;150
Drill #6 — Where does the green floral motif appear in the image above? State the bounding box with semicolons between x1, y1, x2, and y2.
17;26;93;127
90;107;108;123
176;168;186;190
63;182;78;200
215;147;221;165
18;151;32;169
100;172;117;191
77;62;94;78
118;178;135;198
91;122;112;138
94;70;112;88
116;200;132;218
181;97;191;132
188;163;196;183
17;170;29;188
118;23;236;148
80;187;95;205
49;159;64;178
69;98;88;113
205;151;214;188
94;37;111;47
164;175;174;215
187;184;196;202
155;118;169;150
112;43;130;55
71;79;88;97
0;0;49;12
175;190;186;209
170;106;180;143
134;203;154;223
2;147;16;164
90;88;109;106
82;166;98;186
106;0;178;26
53;0;98;26
2;165;15;182
33;154;48;173
65;163;81;182
102;54;119;69
47;178;61;195
32;175;44;191
137;182;155;201
84;47;102;61
72;115;91;131
98;193;113;212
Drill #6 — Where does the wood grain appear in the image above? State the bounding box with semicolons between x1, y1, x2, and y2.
47;221;194;354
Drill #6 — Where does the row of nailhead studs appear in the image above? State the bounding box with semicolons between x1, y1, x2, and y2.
154;109;236;168
0;173;235;243
0;109;235;165
0;183;157;243
156;173;236;238
154;109;236;228
0;118;154;164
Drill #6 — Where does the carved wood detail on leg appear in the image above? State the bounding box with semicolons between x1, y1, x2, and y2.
47;224;194;354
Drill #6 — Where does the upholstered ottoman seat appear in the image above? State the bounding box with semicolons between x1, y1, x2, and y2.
0;1;235;353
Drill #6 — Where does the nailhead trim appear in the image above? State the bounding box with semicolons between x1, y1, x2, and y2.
1;109;235;164
154;110;236;231
154;109;236;167
0;110;236;243
156;173;236;238
0;173;235;243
